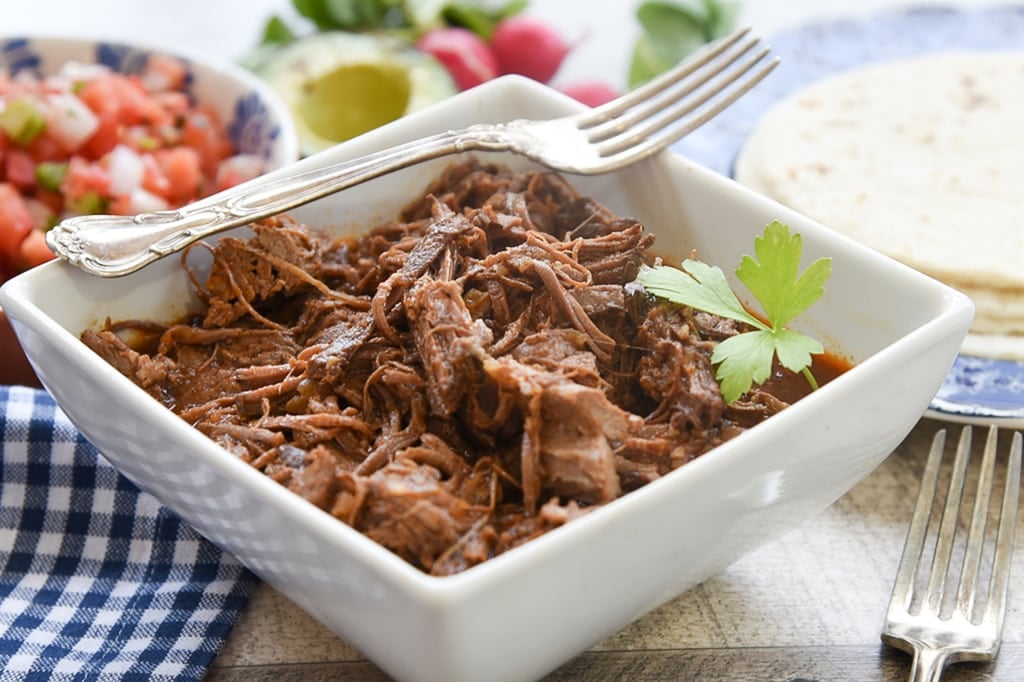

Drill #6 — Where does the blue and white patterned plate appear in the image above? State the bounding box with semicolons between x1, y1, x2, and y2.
672;5;1024;427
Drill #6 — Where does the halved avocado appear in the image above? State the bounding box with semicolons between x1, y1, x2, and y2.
252;32;457;156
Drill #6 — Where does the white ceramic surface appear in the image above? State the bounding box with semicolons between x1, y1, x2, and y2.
0;76;973;682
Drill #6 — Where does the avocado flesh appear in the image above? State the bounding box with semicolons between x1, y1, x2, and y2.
253;32;457;156
300;63;412;143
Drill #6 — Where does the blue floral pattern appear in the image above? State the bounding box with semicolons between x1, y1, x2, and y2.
671;5;1024;427
0;38;40;77
0;38;281;162
228;91;281;160
95;41;152;75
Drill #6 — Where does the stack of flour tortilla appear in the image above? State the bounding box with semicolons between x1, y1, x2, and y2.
735;51;1024;360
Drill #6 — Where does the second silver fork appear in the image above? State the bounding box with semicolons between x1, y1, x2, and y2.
882;425;1023;681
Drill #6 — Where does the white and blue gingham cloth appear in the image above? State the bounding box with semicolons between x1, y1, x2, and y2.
0;385;259;681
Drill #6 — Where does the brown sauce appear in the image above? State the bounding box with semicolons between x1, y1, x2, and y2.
759;352;853;405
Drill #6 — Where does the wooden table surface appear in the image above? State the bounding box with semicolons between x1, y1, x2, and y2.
206;418;1024;681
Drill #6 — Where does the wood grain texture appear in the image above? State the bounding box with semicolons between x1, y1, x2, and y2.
208;420;1024;681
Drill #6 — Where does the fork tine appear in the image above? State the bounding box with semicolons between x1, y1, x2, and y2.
955;426;999;619
889;429;948;612
577;27;753;127
883;426;1021;679
595;46;777;160
925;425;973;613
981;430;1022;627
584;33;766;145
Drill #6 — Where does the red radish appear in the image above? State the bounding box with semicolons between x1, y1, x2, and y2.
561;81;620;108
490;16;569;83
416;28;499;91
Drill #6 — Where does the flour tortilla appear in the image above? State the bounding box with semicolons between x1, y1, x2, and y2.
734;51;1024;359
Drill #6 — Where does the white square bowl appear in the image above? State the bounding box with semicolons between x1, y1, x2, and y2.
0;75;973;681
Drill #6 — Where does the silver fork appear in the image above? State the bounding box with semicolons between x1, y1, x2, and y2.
46;27;778;278
882;425;1023;681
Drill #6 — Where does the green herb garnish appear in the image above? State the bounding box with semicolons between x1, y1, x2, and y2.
635;220;832;403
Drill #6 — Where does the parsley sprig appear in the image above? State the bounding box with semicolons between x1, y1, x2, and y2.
635;220;832;403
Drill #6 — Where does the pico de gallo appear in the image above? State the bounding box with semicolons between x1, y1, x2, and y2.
0;55;265;284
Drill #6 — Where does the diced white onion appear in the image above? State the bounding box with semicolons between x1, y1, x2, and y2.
104;144;145;196
43;92;99;151
128;187;169;213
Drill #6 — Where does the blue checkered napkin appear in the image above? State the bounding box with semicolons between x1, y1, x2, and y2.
0;385;259;681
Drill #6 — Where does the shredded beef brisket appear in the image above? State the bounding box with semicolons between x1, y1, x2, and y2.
81;157;793;576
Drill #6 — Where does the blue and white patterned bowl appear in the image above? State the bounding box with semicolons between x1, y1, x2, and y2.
0;35;298;169
0;35;298;387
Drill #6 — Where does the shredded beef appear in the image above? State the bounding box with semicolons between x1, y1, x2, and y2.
82;157;797;576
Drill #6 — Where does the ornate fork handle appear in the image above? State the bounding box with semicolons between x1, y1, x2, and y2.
46;123;526;278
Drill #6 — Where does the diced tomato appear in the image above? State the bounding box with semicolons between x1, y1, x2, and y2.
62;157;111;202
180;107;232;177
109;76;147;123
81;112;121;159
33;188;63;214
155;146;202;205
0;183;34;264
127;76;175;128
140;152;171;198
151;90;190;118
141;54;187;92
76;74;119;117
106;193;134;215
26;133;69;163
4;149;35;189
18;228;55;269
